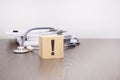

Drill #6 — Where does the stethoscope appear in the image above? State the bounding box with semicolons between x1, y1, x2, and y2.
13;27;80;54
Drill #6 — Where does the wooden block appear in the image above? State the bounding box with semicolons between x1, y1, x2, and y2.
39;35;64;59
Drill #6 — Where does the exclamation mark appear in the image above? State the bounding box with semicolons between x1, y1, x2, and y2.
51;40;55;55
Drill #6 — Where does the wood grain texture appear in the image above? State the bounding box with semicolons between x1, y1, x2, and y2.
0;39;120;80
39;35;64;59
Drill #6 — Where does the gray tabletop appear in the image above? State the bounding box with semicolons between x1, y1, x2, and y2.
0;39;120;80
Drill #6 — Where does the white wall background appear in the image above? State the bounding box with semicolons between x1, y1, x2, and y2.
0;0;120;38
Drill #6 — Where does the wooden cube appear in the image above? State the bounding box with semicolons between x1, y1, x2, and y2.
39;35;64;59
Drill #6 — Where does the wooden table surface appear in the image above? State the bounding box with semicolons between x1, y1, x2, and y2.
0;39;120;80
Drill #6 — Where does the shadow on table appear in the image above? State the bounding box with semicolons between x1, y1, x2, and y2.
39;59;64;80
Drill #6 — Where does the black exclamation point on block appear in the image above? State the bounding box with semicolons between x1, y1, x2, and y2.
51;40;55;55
